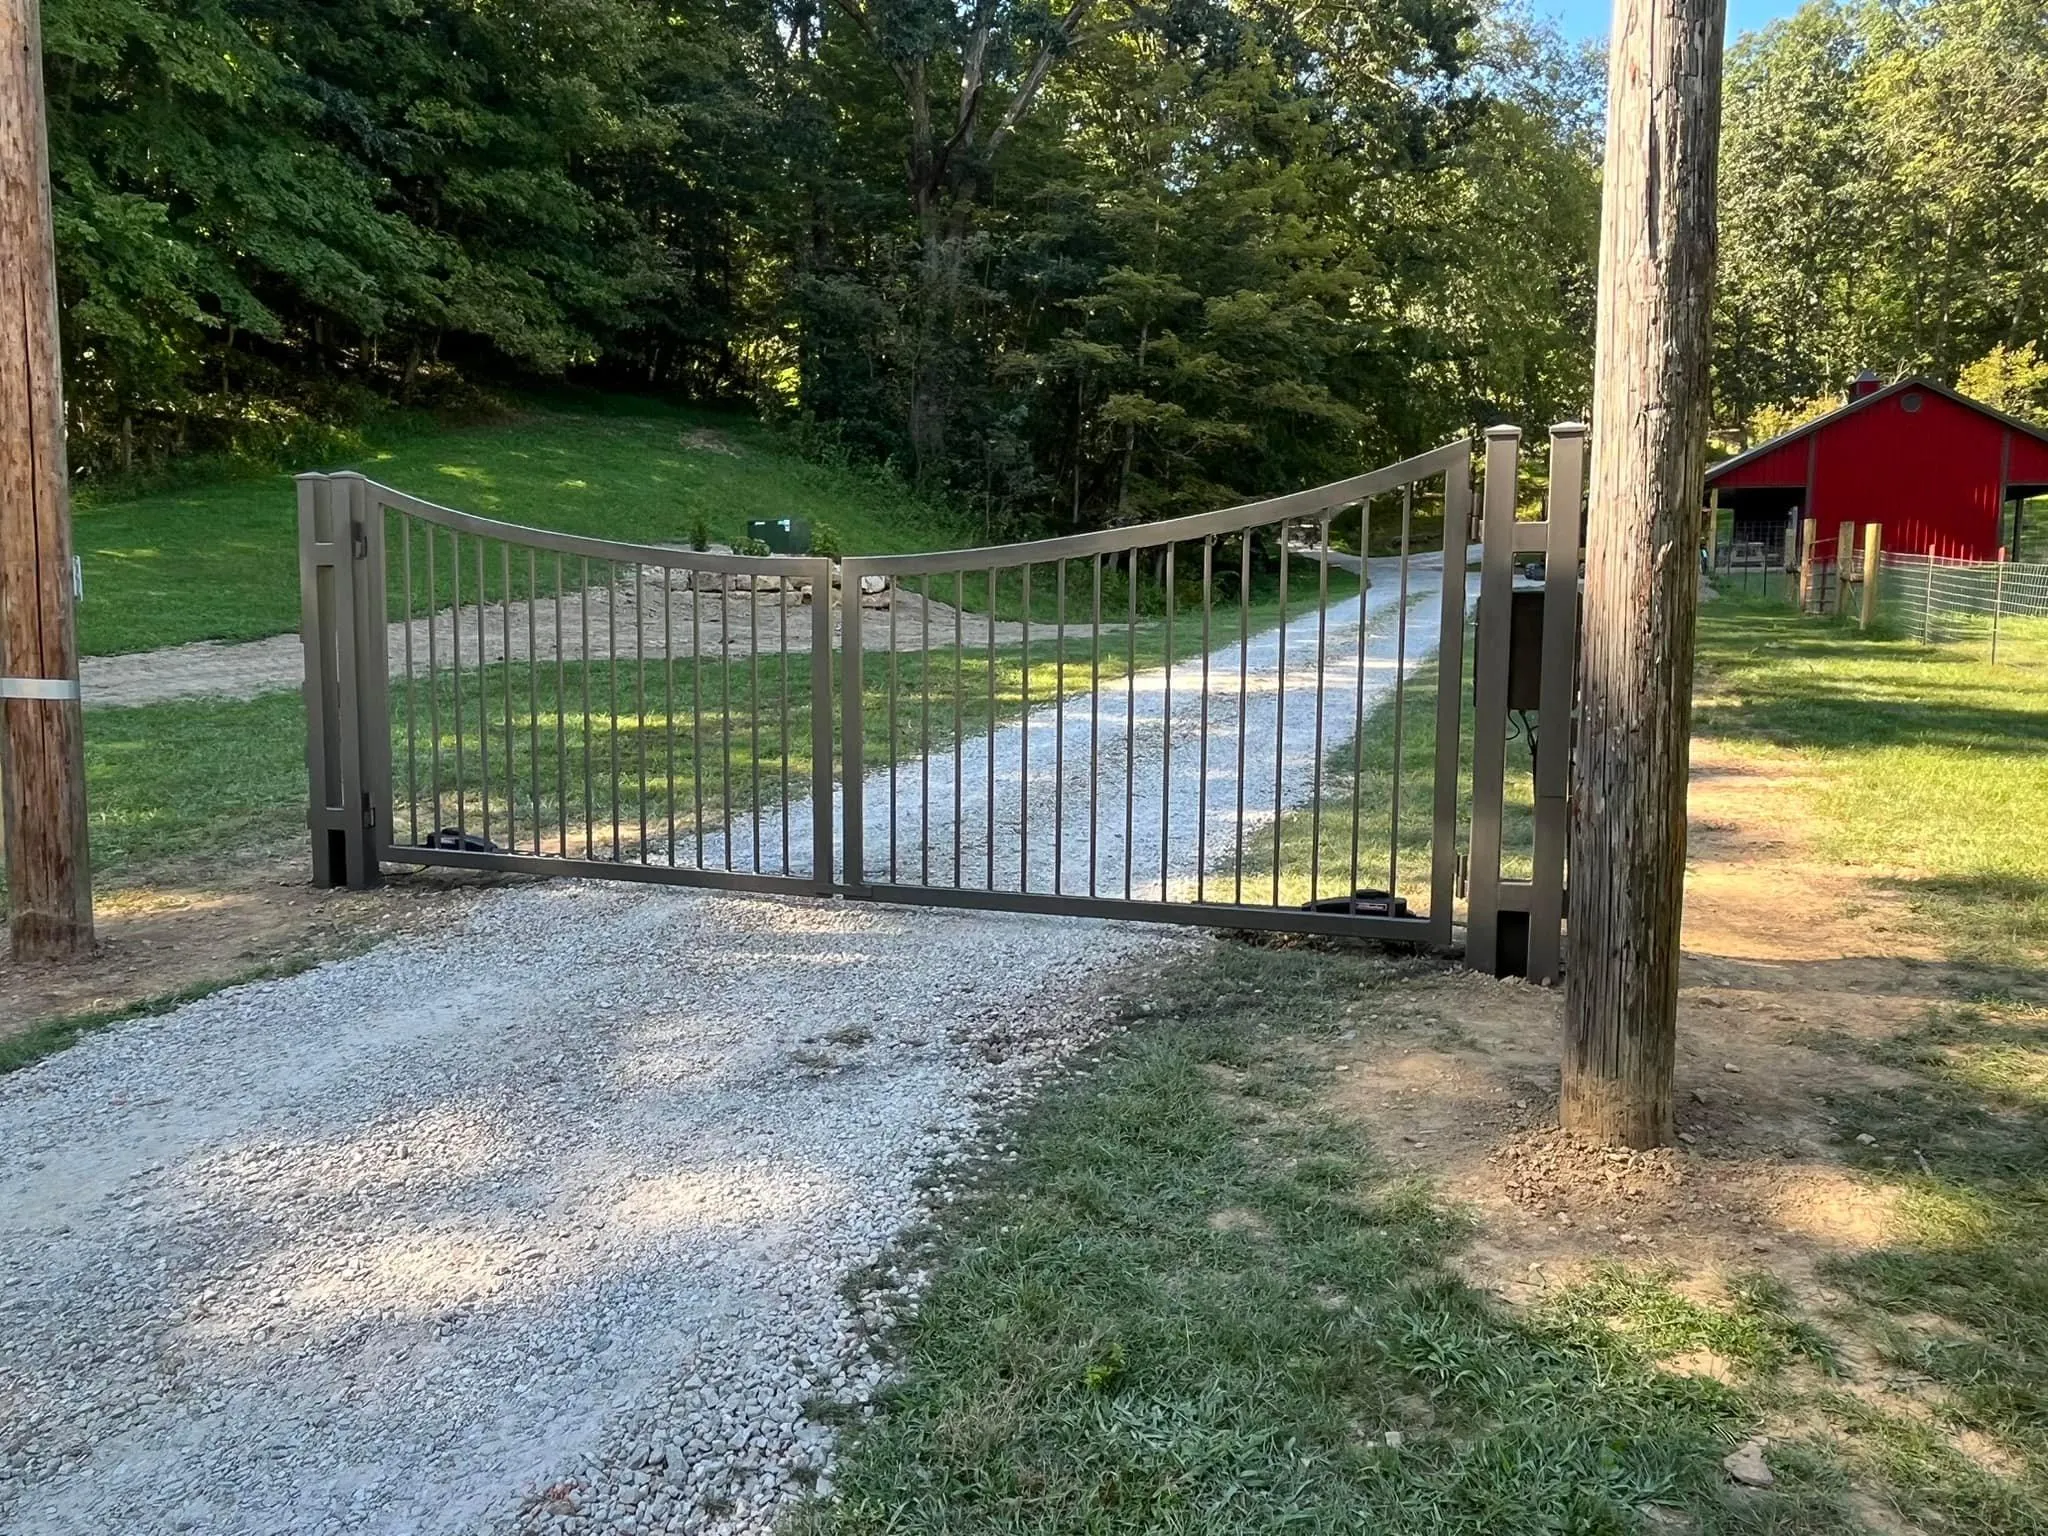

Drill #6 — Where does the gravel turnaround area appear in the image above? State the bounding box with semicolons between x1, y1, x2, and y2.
6;549;1468;1535
0;887;1182;1535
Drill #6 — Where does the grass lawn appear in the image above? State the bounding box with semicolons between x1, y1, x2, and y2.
1693;594;2048;970
791;942;1840;1536
73;396;968;657
791;593;2048;1536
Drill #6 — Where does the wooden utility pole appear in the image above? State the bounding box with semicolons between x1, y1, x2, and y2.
1;0;94;960
1563;0;1726;1148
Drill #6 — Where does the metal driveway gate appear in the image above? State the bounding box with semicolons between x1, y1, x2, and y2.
299;473;836;897
303;432;1574;960
837;441;1476;943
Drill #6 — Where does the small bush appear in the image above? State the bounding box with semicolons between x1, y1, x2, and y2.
690;514;711;552
809;521;843;560
736;535;773;557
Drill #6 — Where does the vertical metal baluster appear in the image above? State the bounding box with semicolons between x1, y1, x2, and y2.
1350;499;1373;899
608;560;622;861
401;515;419;846
1389;486;1413;897
450;530;467;836
779;571;791;876
667;570;678;866
1197;537;1212;903
1160;543;1174;900
920;574;932;885
985;566;997;890
580;557;594;859
637;563;650;863
1308;517;1332;904
477;536;491;850
527;549;540;851
502;542;515;851
692;570;704;867
1089;553;1102;897
555;554;567;857
1272;529;1289;906
720;572;733;871
1020;564;1032;892
1053;560;1065;894
749;574;762;874
953;571;964;888
1234;535;1250;902
887;569;899;882
1123;552;1136;901
425;526;441;840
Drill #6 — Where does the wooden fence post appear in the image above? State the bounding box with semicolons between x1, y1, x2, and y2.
1859;523;1881;629
1835;520;1854;615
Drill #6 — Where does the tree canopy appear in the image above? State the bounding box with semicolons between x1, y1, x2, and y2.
1715;0;2048;437
41;0;1602;525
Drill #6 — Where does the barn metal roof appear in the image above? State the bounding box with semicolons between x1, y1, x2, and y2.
1706;375;2048;485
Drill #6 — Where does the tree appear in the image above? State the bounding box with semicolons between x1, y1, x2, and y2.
1564;0;1726;1149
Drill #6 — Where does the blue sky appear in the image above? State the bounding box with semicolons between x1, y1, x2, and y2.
1536;0;1801;45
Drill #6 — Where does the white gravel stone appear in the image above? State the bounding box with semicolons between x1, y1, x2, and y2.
3;545;1471;1534
0;883;1184;1535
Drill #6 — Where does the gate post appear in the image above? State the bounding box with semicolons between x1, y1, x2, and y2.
1465;426;1521;974
298;472;386;888
1525;424;1585;984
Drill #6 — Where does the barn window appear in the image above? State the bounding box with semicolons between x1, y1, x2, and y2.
1902;392;1923;413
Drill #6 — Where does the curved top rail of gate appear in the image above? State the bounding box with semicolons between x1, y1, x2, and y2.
310;470;821;578
834;437;1476;946
837;440;1471;577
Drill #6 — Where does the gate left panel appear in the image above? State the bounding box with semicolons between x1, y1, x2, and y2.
302;472;836;895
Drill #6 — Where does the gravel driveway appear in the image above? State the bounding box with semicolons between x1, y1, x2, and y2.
5;547;1470;1535
0;888;1179;1535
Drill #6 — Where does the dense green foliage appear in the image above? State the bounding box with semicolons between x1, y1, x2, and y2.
43;0;1600;525
1715;0;2048;434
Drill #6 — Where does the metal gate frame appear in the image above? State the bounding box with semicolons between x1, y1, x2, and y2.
303;436;1580;972
836;440;1474;944
299;471;838;898
1465;423;1584;984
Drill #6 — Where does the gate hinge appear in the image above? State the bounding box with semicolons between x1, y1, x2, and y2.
351;523;370;560
1455;850;1469;899
362;792;377;829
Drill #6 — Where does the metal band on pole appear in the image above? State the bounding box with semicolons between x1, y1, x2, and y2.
0;676;80;700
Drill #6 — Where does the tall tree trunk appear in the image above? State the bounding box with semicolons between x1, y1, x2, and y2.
1563;0;1726;1148
0;0;95;959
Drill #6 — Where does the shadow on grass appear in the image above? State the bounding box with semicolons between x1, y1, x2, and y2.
1800;998;2048;1523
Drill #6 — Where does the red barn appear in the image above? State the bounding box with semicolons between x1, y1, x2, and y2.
1706;375;2048;560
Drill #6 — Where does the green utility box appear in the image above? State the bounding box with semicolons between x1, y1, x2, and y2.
746;517;811;554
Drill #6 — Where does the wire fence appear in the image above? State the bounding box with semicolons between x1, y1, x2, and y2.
1878;551;2048;668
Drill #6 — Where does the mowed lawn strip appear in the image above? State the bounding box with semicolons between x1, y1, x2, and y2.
790;943;1829;1536
73;400;967;657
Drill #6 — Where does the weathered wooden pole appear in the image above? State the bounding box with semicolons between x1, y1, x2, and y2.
1859;522;1881;629
1562;0;1726;1148
1;0;94;960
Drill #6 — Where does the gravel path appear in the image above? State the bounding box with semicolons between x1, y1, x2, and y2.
80;577;1026;711
708;548;1474;905
0;886;1179;1535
